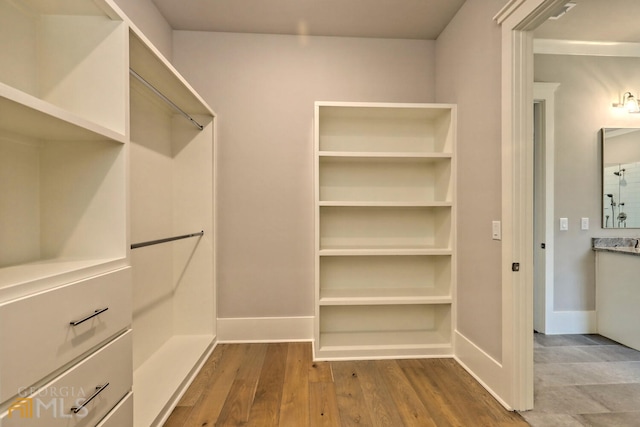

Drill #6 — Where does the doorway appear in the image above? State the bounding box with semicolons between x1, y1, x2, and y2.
533;83;558;334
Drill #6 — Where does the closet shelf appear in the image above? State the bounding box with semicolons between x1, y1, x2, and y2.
0;83;126;143
0;257;125;302
129;32;213;117
319;151;452;159
319;248;453;256
319;201;452;207
130;69;204;130
133;335;214;427
319;290;452;306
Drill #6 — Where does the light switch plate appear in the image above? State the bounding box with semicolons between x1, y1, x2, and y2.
581;217;589;230
560;217;568;231
492;221;501;240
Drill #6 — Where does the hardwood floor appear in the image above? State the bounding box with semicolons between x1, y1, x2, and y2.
163;342;529;427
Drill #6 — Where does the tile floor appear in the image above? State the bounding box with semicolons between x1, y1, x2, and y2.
519;333;640;427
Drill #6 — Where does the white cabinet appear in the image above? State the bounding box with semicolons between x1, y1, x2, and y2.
0;0;132;424
0;268;131;403
0;1;217;426
595;250;640;351
314;102;456;359
1;331;132;427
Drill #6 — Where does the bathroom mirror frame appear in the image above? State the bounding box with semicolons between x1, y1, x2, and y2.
601;127;640;229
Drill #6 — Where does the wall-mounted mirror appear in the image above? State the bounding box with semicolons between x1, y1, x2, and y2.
601;128;640;228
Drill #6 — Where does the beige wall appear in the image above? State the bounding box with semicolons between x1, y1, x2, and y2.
172;31;436;318
113;0;173;60
435;0;505;361
535;54;640;312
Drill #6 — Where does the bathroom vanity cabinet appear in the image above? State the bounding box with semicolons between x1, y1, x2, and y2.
595;248;640;351
313;102;456;360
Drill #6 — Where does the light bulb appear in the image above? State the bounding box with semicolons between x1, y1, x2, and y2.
623;93;640;113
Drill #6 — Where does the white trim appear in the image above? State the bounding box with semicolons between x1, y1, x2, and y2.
217;316;314;343
544;311;597;335
496;0;566;411
533;82;559;335
494;0;532;24
534;39;640;57
453;331;512;411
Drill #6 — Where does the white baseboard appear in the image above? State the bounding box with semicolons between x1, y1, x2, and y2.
544;310;596;335
454;330;512;411
217;316;314;343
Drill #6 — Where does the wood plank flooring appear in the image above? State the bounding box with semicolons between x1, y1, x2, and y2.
163;343;529;427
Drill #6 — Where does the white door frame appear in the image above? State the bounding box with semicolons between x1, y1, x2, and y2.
494;0;566;410
533;83;559;334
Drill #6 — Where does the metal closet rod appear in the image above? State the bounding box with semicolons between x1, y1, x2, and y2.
131;231;204;249
129;68;204;131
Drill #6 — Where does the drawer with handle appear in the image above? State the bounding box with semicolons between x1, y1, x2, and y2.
1;331;132;426
95;391;132;427
0;267;131;403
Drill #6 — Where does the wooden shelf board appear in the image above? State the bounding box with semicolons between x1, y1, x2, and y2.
319;151;452;159
0;83;126;143
319;248;452;256
318;201;452;207
133;334;215;427
0;257;126;302
319;288;452;305
129;32;214;117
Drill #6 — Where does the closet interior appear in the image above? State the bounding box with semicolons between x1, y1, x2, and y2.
128;32;216;427
0;0;464;425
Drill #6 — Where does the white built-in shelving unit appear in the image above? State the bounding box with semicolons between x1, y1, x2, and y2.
0;0;132;425
314;102;456;360
0;1;217;426
0;0;128;300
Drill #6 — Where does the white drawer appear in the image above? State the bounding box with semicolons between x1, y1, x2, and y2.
1;331;132;427
0;267;131;403
96;392;132;427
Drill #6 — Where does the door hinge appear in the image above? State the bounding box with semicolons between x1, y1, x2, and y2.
512;262;520;272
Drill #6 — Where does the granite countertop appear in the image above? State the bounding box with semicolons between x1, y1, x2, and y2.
592;237;640;256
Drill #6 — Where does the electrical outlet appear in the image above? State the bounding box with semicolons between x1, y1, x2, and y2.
581;217;589;230
560;217;568;231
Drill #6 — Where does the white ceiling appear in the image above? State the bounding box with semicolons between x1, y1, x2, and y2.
150;0;466;40
149;0;640;44
534;0;640;43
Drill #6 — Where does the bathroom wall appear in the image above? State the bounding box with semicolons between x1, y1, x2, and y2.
172;31;436;321
535;53;640;315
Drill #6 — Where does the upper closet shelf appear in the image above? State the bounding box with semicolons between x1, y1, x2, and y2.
0;83;126;143
129;31;214;118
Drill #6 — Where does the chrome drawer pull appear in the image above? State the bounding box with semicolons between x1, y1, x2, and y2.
71;383;109;414
69;307;109;326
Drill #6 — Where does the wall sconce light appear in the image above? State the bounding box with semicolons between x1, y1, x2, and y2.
613;92;640;113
